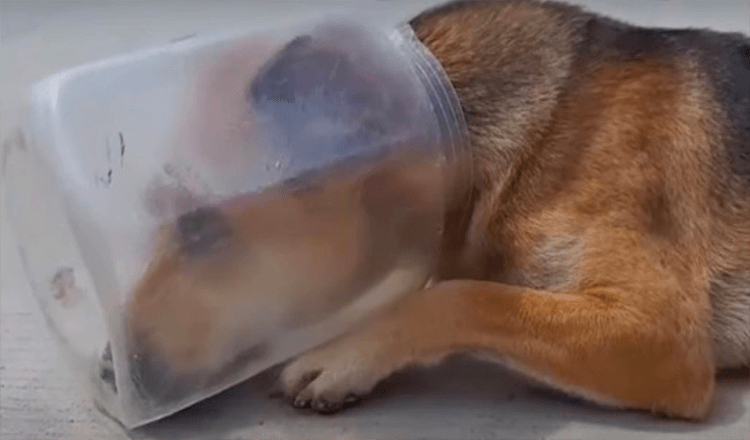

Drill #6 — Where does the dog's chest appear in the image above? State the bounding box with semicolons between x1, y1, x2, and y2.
488;233;584;292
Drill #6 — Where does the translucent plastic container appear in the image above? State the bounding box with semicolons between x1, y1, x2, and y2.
2;16;467;428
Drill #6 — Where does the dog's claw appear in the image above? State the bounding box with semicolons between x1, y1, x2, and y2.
311;399;337;413
343;393;360;405
292;396;311;409
277;328;395;415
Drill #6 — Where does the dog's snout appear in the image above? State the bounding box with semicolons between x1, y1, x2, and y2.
177;206;232;257
129;348;169;398
129;346;192;405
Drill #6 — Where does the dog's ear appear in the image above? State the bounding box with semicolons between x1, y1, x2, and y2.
247;35;352;105
246;31;413;168
247;33;377;115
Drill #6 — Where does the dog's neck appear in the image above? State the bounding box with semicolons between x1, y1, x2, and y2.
409;0;588;278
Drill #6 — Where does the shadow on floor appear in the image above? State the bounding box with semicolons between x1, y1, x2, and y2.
131;357;748;440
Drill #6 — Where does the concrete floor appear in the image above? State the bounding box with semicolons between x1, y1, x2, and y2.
2;1;749;439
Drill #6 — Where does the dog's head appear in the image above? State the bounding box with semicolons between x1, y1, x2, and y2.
123;29;449;403
125;160;445;403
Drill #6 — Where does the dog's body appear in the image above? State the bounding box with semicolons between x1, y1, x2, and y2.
128;0;750;420
277;0;750;419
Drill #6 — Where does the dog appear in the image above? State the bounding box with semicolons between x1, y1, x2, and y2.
126;0;750;420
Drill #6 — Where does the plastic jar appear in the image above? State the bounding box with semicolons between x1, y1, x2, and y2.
2;16;467;427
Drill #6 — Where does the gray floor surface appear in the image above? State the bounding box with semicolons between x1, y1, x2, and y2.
2;1;749;439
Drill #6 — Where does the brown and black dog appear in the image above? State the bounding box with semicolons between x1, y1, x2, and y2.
127;0;750;420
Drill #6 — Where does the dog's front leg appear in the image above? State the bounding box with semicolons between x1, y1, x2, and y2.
278;279;715;419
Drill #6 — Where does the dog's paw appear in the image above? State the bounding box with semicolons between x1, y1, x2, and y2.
275;334;398;414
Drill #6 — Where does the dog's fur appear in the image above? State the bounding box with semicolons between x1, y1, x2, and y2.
127;0;750;420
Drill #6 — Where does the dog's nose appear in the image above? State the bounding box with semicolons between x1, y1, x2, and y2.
129;347;189;405
177;206;232;257
129;348;168;398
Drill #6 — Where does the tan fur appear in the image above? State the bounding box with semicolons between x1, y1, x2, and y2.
126;0;750;420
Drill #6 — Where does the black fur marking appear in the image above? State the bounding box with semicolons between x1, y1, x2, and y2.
672;31;750;181
580;16;673;63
